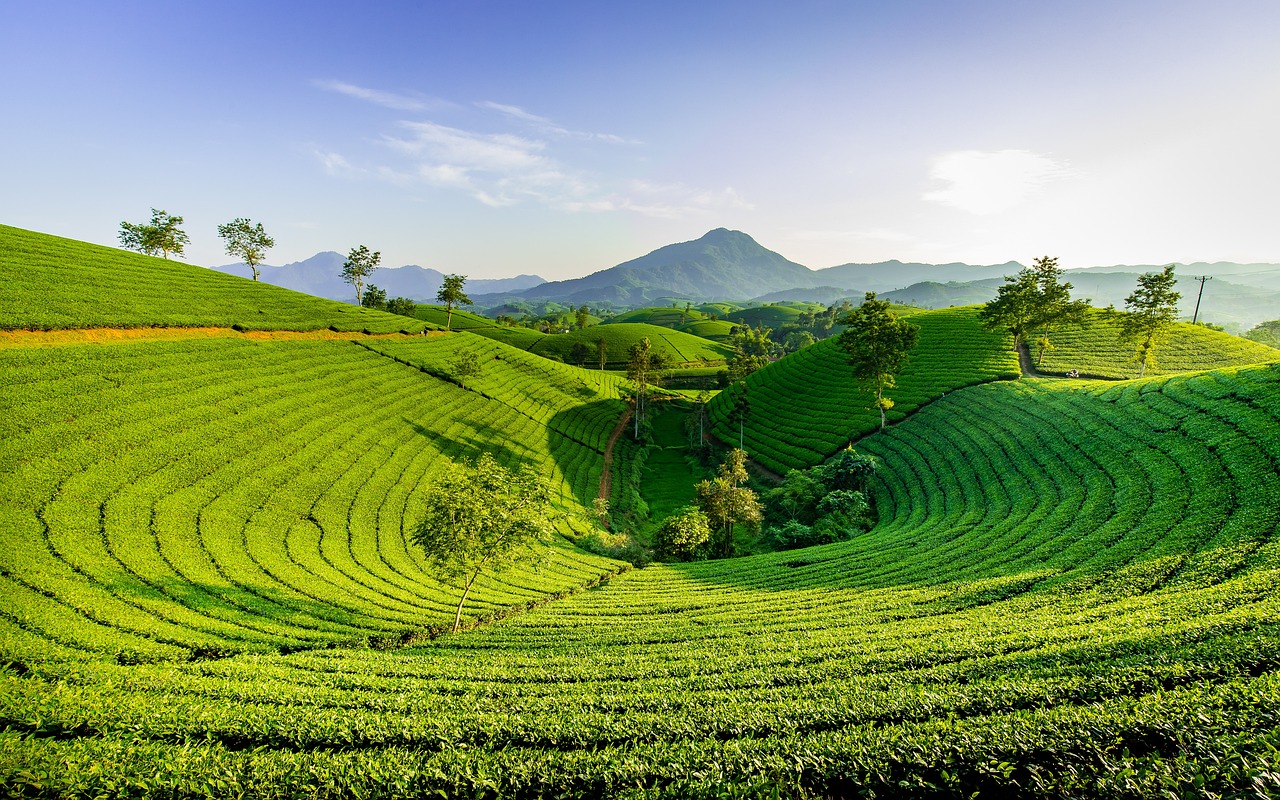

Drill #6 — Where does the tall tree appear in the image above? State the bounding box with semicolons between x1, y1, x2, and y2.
626;337;667;438
978;266;1041;349
596;336;609;370
569;341;592;367
576;304;591;329
361;284;388;311
1026;256;1091;366
695;449;762;558
1120;265;1182;378
837;292;920;431
119;209;190;260
411;454;555;633
437;274;472;331
342;245;380;306
216;217;274;281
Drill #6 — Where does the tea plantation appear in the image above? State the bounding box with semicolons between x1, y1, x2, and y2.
3;228;1280;798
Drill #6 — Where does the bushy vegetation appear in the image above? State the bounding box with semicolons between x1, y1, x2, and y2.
1245;318;1280;348
4;361;1279;798
706;306;1021;473
1034;308;1279;378
0;224;433;333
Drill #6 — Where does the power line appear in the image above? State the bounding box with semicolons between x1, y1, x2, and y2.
1190;275;1212;325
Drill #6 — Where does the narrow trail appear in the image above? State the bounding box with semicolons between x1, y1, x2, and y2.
1017;342;1052;378
598;409;634;503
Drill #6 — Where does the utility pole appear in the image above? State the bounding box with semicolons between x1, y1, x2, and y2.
1190;275;1211;325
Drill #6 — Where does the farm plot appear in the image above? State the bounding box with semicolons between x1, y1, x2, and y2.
1032;309;1278;378
0;337;622;665
707;306;1020;473
0;224;432;333
525;322;735;367
4;362;1279;798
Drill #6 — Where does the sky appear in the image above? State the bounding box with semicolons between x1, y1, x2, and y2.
3;0;1278;280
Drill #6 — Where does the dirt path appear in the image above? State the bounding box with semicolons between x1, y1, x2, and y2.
598;409;634;502
1017;342;1052;378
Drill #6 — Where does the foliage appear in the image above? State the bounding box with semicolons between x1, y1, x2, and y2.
342;245;381;306
695;449;762;557
569;341;592;366
436;274;472;331
1120;265;1183;378
979;256;1088;358
447;350;481;388
838;291;921;430
1244;319;1280;349
411;454;557;632
118;208;190;260
386;296;416;318
652;505;712;561
0;224;431;332
819;446;878;492
626;337;668;439
216;217;274;281
361;284;388;311
761;469;826;525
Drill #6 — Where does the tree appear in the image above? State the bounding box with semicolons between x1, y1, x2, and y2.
216;217;274;281
119;209;189;259
653;506;712;561
362;284;388;311
342;245;380;306
569;341;592;367
978;267;1041;348
576;305;591;329
1025;256;1090;366
386;297;417;318
448;350;482;389
728;381;751;449
837;292;920;431
596;336;609;370
1244;320;1280;349
410;454;556;633
695;448;762;558
1120;265;1181;378
626;337;668;438
437;274;472;331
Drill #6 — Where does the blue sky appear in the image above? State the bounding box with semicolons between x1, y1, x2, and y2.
4;1;1278;279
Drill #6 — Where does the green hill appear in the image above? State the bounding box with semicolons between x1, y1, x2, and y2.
473;322;734;367
724;304;808;328
708;306;1021;473
603;306;708;327
1033;309;1279;378
6;360;1279;797
0;224;433;333
676;318;739;343
412;304;502;329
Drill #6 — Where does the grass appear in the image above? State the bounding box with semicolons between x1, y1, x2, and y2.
676;318;738;342
4;361;1278;797
0;224;433;333
707;306;1021;473
604;307;708;326
1031;309;1279;378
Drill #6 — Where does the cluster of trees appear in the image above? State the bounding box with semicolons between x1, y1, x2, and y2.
653;449;762;560
625;337;669;439
761;447;877;550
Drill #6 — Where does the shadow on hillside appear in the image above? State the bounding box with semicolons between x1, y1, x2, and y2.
402;416;536;473
547;399;628;509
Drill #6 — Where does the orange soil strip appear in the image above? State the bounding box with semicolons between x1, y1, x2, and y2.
0;327;448;349
598;408;634;503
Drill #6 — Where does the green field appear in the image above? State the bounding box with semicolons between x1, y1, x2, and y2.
604;306;708;327
1033;310;1279;378
0;224;433;334
707;306;1022;473
413;304;503;329
5;357;1279;797
676;318;739;342
5;227;1280;797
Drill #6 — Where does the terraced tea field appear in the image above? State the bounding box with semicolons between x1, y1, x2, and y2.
1033;309;1278;378
0;225;432;334
707;306;1021;473
4;359;1278;798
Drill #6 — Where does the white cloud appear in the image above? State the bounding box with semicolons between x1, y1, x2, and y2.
313;79;436;112
476;101;639;144
923;150;1069;215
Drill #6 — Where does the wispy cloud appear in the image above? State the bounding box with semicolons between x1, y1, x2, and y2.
923;150;1069;215
313;79;438;112
476;101;639;144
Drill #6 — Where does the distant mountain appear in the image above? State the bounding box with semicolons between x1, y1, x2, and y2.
812;260;1018;293
211;253;544;303
507;228;816;305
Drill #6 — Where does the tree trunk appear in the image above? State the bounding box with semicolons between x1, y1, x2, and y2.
446;305;453;331
877;385;886;431
452;573;479;633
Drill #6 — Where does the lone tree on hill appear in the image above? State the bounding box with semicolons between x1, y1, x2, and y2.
411;454;556;633
838;292;920;431
979;256;1089;364
695;448;763;558
119;209;190;260
216;217;274;281
1120;265;1181;378
437;274;472;331
342;245;381;306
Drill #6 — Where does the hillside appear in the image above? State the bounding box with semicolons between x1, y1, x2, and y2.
0;225;432;333
707;306;1021;473
1033;310;1280;378
603;306;708;326
6;359;1279;797
459;321;735;367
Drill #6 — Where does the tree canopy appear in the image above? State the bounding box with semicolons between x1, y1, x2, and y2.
410;454;556;633
695;448;762;558
1119;265;1182;378
626;337;668;438
437;274;472;331
837;292;920;431
216;218;274;281
342;245;381;306
119;209;190;260
979;256;1089;362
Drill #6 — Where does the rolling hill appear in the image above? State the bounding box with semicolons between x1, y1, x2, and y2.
5;224;1280;797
